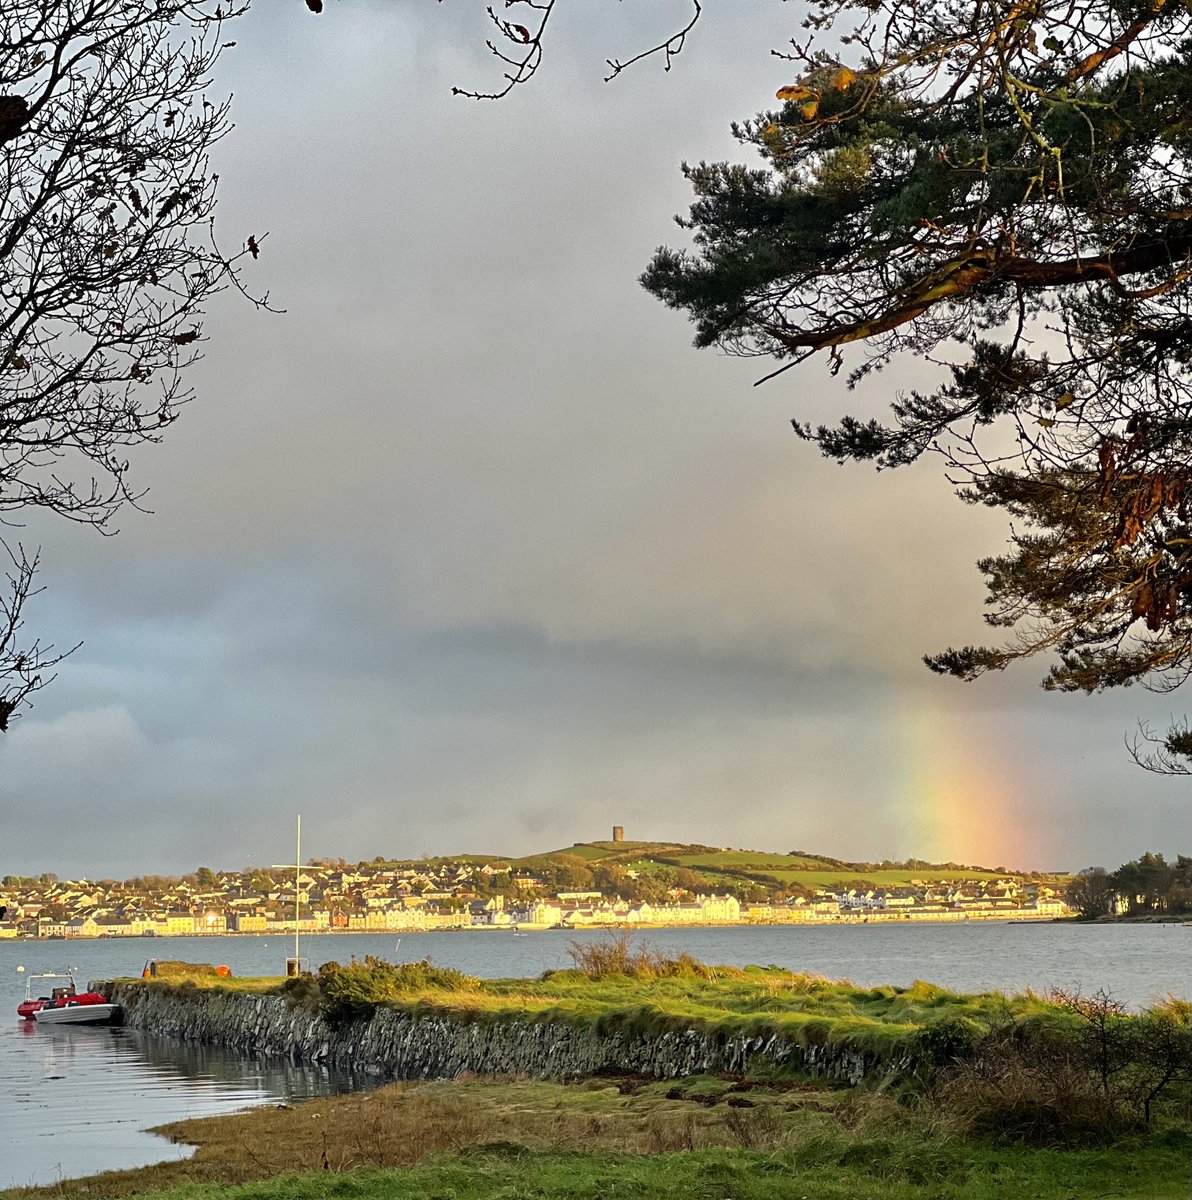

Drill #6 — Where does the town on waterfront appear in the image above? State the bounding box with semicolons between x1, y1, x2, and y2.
0;831;1081;939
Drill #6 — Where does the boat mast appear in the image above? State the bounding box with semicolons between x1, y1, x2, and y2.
294;814;301;967
273;813;303;974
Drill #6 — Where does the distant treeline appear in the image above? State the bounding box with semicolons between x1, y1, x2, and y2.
1066;853;1191;918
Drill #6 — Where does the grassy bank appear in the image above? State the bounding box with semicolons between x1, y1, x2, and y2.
124;953;1192;1096
4;1076;1188;1200
129;957;1070;1072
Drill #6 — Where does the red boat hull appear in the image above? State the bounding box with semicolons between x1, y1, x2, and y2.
17;990;108;1021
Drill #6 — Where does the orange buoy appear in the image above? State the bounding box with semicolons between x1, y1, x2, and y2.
215;964;231;978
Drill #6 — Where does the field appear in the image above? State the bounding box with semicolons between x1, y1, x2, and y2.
4;1075;1187;1200
515;841;1027;891
670;849;849;871
625;860;1007;892
756;868;1004;887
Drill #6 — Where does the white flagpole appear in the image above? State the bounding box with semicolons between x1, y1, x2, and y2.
274;815;303;974
294;815;301;967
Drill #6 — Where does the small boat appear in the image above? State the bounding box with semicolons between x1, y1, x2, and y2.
34;999;121;1025
18;972;118;1025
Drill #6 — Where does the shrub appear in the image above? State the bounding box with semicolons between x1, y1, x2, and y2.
315;956;479;1022
933;1021;1132;1144
933;993;1192;1143
1048;988;1192;1126
912;1016;983;1074
280;972;322;1012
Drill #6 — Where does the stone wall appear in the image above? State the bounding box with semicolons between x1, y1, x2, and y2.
102;982;886;1085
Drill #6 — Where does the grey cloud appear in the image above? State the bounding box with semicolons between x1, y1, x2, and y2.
0;1;1185;878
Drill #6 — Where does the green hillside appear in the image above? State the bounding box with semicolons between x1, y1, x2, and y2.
501;841;1026;893
366;839;1059;910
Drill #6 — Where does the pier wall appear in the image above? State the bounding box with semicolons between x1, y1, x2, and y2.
102;982;885;1085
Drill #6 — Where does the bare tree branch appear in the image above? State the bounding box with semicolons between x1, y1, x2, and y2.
0;542;75;730
1127;720;1192;776
0;0;267;724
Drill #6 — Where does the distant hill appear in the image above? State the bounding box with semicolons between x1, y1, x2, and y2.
501;841;1024;891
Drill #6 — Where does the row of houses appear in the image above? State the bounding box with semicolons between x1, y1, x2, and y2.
37;895;1066;938
522;893;742;928
0;867;1071;939
743;880;1071;922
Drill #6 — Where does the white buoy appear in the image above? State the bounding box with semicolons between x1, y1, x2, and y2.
16;965;25;973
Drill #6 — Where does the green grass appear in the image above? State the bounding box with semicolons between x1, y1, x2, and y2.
127;962;1070;1071
518;842;634;862
326;1140;1180;1200
762;868;1004;887
669;850;840;871
479;966;1045;1035
5;1076;1186;1200
135;974;287;994
124;965;1073;1037
595;847;1010;890
35;1140;1190;1200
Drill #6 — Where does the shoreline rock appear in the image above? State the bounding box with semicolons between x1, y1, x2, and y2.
101;982;888;1086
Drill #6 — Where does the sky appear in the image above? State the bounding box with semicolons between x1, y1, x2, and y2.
0;0;1187;879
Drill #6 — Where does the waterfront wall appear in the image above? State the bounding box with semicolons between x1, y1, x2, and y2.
103;982;888;1086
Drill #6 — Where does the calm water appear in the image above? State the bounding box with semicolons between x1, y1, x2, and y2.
1;924;1187;1189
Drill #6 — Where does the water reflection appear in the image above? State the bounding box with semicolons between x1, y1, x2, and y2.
123;1028;369;1097
0;1022;366;1190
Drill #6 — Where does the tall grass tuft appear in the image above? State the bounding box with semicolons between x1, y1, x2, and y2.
564;931;720;980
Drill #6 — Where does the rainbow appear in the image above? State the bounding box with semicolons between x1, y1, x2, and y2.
891;702;1036;869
